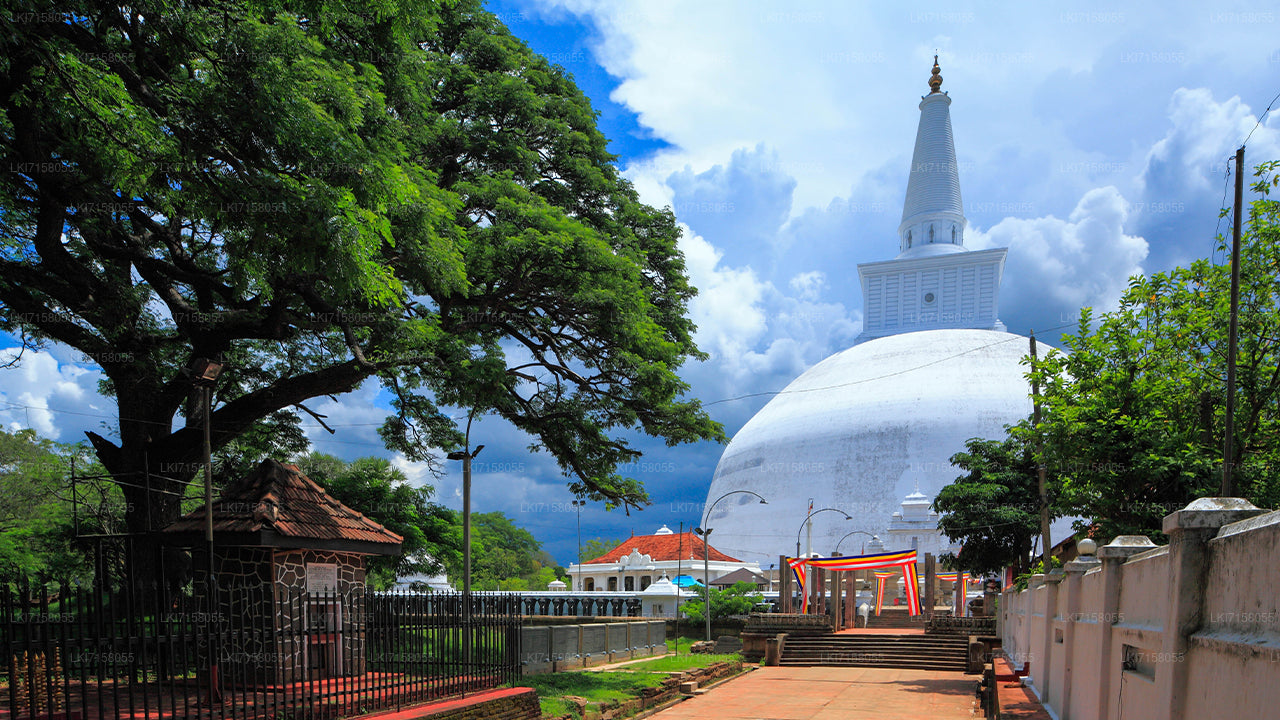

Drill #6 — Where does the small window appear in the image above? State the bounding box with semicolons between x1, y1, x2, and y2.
952;226;957;243
640;575;652;590
608;577;618;591
906;230;912;248
624;576;634;591
584;578;595;592
924;292;935;304
929;225;934;243
911;536;919;550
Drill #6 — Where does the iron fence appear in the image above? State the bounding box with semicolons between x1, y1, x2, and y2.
1;579;522;720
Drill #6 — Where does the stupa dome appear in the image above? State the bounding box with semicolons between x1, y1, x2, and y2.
703;329;1045;565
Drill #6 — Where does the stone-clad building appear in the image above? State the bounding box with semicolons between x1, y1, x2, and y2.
163;459;402;684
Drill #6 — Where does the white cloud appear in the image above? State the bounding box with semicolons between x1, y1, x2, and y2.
1142;88;1280;197
969;186;1148;327
789;271;827;301
0;347;105;441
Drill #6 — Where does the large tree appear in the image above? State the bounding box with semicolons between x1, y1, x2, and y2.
295;452;458;590
933;429;1049;577
1032;160;1280;539
0;0;723;570
0;429;119;582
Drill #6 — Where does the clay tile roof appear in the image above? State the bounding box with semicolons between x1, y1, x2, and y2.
585;532;740;564
162;459;402;554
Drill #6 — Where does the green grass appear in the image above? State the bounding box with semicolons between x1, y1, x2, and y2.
522;670;667;702
521;643;745;718
620;652;739;673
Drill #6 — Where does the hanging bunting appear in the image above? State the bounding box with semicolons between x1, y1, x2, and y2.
873;570;895;616
785;549;923;616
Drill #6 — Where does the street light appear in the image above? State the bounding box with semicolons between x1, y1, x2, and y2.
187;357;222;703
792;507;851;615
793;507;852;559
572;499;586;591
833;530;878;556
695;490;767;642
447;412;483;665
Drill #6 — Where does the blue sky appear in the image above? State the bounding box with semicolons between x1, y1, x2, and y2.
4;0;1280;569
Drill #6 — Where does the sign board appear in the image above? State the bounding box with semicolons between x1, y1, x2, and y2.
307;563;339;594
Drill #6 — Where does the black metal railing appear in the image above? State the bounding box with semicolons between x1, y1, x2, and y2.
1;580;522;720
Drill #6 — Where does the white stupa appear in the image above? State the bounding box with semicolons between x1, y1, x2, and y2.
703;58;1053;566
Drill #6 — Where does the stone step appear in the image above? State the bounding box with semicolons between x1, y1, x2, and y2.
779;657;967;670
780;633;971;670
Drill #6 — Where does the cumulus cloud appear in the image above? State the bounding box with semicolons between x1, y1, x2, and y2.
1142;88;1280;197
969;186;1148;330
0;347;106;442
789;271;827;301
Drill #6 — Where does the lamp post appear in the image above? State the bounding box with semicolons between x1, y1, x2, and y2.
572;499;586;591
188;357;222;703
833;530;877;556
446;413;483;665
793;507;852;558
793;507;851;614
695;490;767;642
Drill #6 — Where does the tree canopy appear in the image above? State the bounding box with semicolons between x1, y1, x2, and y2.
678;581;764;623
1031;161;1280;539
295;452;456;589
933;430;1049;576
0;429;120;581
0;0;724;558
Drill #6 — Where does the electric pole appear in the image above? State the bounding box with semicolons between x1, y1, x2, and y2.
1223;146;1245;497
1030;333;1051;573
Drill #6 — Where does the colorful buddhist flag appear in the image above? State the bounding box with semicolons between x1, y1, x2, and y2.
873;570;895;616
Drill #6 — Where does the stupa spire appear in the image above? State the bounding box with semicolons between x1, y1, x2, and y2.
898;55;966;258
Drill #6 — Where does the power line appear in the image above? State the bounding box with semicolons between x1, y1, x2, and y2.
1241;87;1280;149
2;321;1082;434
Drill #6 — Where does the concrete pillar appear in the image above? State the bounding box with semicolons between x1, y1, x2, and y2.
1096;535;1156;720
1038;570;1064;707
1060;554;1100;720
844;572;856;628
830;571;841;632
779;555;791;614
924;554;935;618
809;567;821;615
1024;573;1043;678
1159;498;1264;720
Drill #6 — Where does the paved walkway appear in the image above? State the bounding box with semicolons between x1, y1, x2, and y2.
647;666;976;719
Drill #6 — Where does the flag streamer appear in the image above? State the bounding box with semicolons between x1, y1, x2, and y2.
786;550;922;615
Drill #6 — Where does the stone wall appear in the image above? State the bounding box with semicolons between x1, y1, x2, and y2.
1001;498;1280;720
273;549;368;682
392;687;540;720
520;620;667;674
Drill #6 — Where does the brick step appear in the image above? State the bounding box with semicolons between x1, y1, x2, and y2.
786;639;969;649
780;652;966;663
779;658;967;670
780;633;970;670
786;644;969;653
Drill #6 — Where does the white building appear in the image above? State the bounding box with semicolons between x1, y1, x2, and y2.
703;58;1071;567
565;524;762;592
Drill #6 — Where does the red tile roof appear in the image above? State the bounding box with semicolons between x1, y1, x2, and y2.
585;531;740;564
162;459;402;552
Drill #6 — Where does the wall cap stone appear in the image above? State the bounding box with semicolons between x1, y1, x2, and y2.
1064;558;1101;573
1212;508;1280;541
1043;569;1065;584
1097;535;1157;560
1163;497;1265;534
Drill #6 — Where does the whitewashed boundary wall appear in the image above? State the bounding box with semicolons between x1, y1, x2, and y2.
1000;498;1280;720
